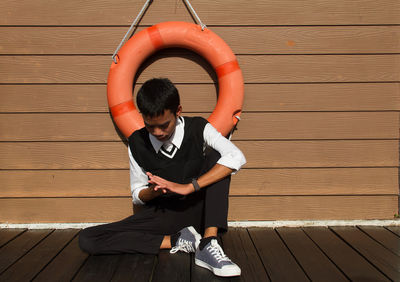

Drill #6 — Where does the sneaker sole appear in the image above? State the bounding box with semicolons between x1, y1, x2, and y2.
195;258;241;277
187;226;202;249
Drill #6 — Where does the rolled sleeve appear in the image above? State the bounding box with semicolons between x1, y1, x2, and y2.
129;148;148;205
203;123;246;173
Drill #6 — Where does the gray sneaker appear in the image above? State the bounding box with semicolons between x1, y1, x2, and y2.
195;239;241;277
170;226;201;254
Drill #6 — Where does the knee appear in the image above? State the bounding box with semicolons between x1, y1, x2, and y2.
78;228;97;255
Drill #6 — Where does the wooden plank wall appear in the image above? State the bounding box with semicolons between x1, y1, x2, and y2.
0;0;399;223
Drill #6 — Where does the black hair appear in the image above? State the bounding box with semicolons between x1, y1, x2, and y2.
136;78;180;117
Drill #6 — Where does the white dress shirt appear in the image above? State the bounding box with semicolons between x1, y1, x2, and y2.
129;117;246;205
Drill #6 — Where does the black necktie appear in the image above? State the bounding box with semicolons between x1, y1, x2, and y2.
160;143;178;159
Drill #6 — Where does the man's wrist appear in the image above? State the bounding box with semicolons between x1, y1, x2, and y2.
139;185;162;203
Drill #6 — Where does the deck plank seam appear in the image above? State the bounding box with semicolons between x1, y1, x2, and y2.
0;229;55;277
108;254;125;281
356;226;400;258
0;229;27;249
274;228;312;281
300;227;352;281
148;254;158;282
69;246;91;281
384;226;400;238
246;228;272;281
31;231;81;281
328;227;393;281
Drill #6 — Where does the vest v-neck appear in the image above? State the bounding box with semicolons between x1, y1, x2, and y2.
128;116;208;184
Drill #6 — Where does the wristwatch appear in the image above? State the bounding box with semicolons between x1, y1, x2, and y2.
191;178;201;192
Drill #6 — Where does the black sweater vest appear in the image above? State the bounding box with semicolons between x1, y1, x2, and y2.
128;116;208;184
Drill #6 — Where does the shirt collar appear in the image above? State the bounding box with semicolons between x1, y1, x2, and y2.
149;116;185;153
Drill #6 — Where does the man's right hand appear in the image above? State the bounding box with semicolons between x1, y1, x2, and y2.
138;184;166;203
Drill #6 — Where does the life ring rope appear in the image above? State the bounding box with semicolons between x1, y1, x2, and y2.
112;0;207;63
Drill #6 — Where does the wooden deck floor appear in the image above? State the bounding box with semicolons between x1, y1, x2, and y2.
0;226;399;281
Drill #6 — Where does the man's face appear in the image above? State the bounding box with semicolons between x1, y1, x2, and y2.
143;107;182;142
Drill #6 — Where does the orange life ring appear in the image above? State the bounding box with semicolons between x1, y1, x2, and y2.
107;21;244;138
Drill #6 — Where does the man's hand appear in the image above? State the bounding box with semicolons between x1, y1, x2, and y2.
146;172;194;195
138;183;165;203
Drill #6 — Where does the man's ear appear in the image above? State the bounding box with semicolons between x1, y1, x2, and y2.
176;105;182;116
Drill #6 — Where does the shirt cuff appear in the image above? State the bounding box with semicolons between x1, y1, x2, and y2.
217;152;246;174
132;186;147;205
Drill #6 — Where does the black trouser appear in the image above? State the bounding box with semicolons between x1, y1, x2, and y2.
79;149;230;255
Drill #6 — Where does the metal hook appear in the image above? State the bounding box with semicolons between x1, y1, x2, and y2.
183;0;207;30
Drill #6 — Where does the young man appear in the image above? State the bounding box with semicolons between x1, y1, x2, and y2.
79;78;246;277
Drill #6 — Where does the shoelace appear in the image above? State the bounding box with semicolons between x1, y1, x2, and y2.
170;238;195;254
207;240;231;263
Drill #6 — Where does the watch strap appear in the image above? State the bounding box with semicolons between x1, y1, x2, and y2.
191;178;201;192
